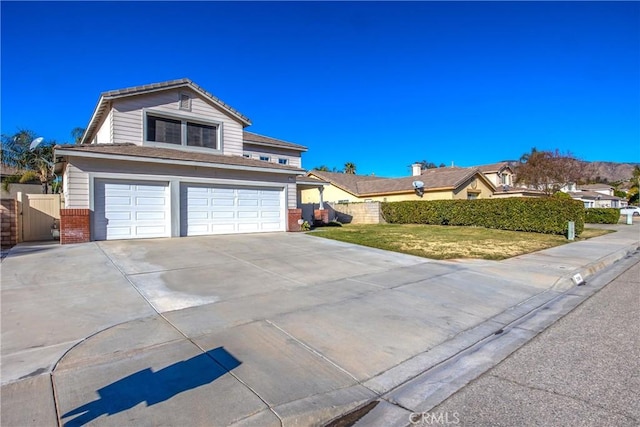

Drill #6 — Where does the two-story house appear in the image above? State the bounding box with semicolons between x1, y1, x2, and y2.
55;79;308;243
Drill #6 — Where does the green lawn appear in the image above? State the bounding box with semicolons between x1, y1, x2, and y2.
309;224;613;260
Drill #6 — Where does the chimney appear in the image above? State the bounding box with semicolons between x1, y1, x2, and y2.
411;163;422;176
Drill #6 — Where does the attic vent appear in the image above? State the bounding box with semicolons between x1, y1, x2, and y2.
179;93;191;110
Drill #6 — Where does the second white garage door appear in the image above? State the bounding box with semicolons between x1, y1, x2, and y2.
181;184;285;236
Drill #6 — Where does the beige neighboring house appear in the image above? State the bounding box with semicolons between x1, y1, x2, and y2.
476;162;514;188
301;164;495;205
474;161;547;199
55;78;308;243
0;166;42;199
568;184;627;208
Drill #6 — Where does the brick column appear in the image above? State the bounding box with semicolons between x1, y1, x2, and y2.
0;199;18;247
60;208;91;244
314;209;329;224
287;208;302;232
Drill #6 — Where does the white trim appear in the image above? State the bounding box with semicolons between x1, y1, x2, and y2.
56;149;305;175
89;171;287;189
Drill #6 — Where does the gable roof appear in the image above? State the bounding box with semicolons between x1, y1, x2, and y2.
474;162;514;174
243;131;307;152
308;168;494;197
568;190;622;201
81;78;252;145
578;183;613;191
55;143;305;175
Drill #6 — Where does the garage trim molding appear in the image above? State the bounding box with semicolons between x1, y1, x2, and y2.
56;149;303;176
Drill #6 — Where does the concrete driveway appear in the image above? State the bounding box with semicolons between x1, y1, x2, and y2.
2;226;639;426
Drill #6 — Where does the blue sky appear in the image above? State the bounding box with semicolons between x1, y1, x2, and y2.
2;1;638;177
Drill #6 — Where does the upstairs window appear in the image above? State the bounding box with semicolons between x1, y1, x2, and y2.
147;116;181;145
187;122;216;148
259;155;270;162
146;113;220;150
278;158;289;165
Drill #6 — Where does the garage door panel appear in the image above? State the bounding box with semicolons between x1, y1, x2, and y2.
213;198;235;207
238;211;258;219
105;196;132;206
94;179;170;241
238;199;258;207
135;197;166;206
261;211;280;219
136;211;166;220
211;211;235;219
182;184;284;236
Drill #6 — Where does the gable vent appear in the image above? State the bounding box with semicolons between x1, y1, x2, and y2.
179;93;191;110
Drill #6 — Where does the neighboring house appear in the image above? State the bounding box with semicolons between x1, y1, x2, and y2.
567;184;627;208
301;165;495;205
55;78;307;243
0;166;42;199
577;183;615;197
475;162;515;189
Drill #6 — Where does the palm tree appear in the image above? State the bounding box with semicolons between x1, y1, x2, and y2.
1;129;55;193
344;162;356;174
71;127;85;144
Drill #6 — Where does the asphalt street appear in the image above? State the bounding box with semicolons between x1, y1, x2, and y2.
428;259;639;426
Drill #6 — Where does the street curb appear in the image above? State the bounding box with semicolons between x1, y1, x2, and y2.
551;243;640;291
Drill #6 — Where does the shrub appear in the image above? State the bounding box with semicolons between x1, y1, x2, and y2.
584;208;619;224
552;191;572;199
381;198;584;236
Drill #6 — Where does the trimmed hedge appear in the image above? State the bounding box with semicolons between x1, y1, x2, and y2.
381;198;584;236
584;208;619;224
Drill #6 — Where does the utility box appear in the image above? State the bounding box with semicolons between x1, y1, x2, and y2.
567;221;575;241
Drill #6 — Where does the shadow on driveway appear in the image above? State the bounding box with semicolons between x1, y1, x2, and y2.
61;347;241;426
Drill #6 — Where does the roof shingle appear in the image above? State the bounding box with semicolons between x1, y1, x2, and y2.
243;131;307;151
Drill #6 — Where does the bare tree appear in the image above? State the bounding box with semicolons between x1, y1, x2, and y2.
515;148;582;196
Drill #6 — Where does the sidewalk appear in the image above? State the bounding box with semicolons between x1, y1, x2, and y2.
429;259;639;426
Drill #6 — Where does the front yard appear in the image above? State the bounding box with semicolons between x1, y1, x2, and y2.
309;224;612;260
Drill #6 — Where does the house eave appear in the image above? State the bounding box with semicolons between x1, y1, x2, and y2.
55;149;305;176
243;140;308;153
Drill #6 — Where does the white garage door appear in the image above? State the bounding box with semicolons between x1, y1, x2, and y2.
181;184;284;236
94;179;170;241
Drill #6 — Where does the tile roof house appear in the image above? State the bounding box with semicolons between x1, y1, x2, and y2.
55;79;309;243
568;184;626;208
301;165;495;206
475;162;514;188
